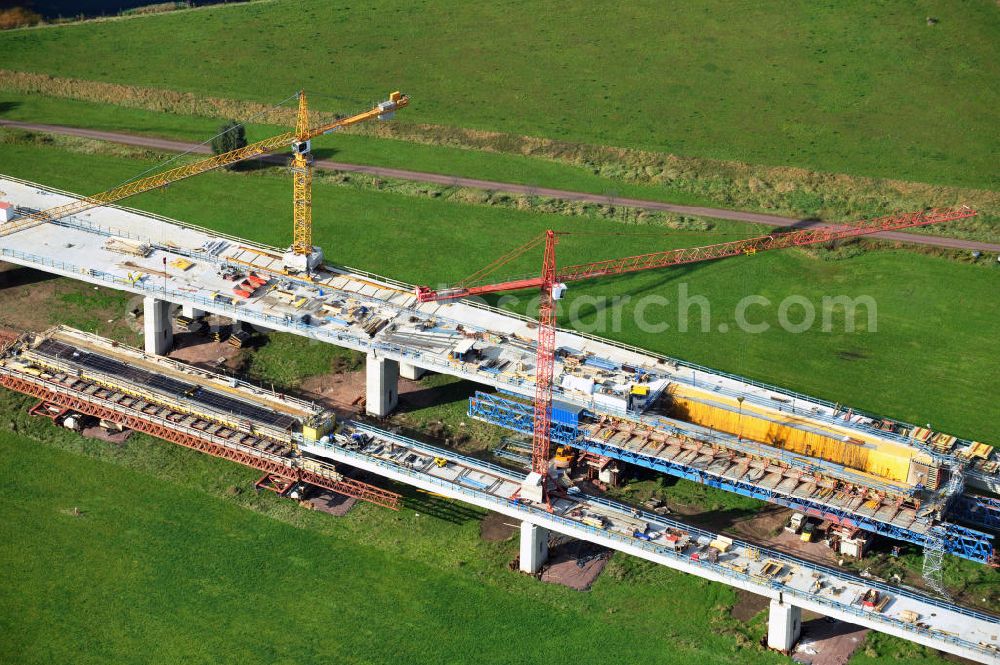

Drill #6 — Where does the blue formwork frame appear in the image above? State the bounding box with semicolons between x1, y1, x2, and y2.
468;392;996;564
953;494;1000;531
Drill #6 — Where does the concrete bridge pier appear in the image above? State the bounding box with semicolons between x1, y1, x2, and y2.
767;596;802;652
519;521;549;574
399;363;426;380
180;304;205;319
366;353;399;417
143;296;173;356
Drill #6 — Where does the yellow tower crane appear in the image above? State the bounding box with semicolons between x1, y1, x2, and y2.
2;90;408;273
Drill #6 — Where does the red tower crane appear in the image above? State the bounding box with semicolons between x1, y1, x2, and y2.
415;207;977;502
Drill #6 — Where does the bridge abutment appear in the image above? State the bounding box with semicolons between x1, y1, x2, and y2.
519;521;549;574
767;596;802;652
366;353;399;417
143;296;173;356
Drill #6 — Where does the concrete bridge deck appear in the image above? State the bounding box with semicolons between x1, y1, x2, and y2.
0;324;996;662
0;174;995;563
306;424;1000;663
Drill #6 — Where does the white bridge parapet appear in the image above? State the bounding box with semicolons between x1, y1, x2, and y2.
301;424;1000;665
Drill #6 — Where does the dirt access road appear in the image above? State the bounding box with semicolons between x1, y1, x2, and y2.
3;119;997;254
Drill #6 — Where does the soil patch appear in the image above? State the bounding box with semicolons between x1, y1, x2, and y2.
793;617;869;665
480;511;517;542
539;537;611;591
304;489;357;517
80;424;131;445
731;588;769;622
300;369;425;414
168;321;244;371
0;263;61;330
300;370;366;412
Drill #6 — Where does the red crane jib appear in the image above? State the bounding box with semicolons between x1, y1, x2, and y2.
413;206;976;488
414;207;976;302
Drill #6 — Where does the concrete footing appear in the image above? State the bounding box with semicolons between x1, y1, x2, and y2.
366;353;399;417
143;296;173;356
767;597;802;652
399;363;426;380
519;521;549;574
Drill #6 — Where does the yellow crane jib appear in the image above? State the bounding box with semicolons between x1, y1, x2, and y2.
283;90;407;271
0;90;411;268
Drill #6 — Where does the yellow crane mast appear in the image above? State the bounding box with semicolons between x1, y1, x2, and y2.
291;91;314;259
2;90;409;273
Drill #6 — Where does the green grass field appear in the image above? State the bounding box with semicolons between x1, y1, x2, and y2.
0;6;997;660
246;332;363;389
0;137;996;443
0;93;718;209
0;394;956;664
1;0;998;189
0;421;789;665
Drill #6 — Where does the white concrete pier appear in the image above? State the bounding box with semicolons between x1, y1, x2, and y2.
143;296;173;356
519;521;549;574
767;596;802;652
180;304;205;319
400;363;426;380
366;353;399;417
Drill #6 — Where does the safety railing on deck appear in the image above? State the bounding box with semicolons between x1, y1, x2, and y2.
306;431;998;658
1;175;984;465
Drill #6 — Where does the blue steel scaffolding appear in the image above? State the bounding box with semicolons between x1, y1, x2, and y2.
953;494;1000;531
468;392;996;564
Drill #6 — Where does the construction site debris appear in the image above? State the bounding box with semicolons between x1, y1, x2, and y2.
103;236;151;257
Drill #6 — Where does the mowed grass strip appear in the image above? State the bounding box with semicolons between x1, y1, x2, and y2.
0;92;716;208
0;0;997;188
3;93;997;244
0;140;995;442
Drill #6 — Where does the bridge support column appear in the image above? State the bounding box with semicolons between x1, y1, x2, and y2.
180;304;205;319
366;353;399;417
767;597;801;652
519;521;549;574
143;296;173;356
399;363;426;380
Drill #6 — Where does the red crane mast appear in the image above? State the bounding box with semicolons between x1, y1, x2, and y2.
415;207;976;501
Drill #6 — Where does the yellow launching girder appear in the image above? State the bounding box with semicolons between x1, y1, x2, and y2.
666;383;932;485
0;91;408;241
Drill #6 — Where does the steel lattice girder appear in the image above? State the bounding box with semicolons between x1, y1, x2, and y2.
469;392;579;445
0;373;400;510
469;392;995;564
951;494;1000;531
299;468;400;509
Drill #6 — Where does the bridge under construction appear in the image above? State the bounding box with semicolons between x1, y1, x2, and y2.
0;174;997;660
0;325;996;663
0;176;996;556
